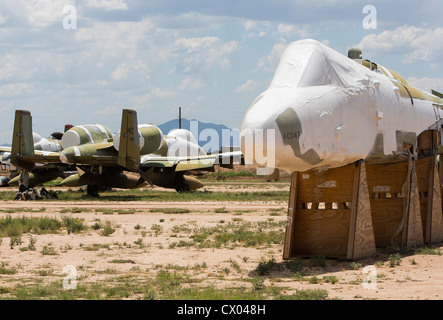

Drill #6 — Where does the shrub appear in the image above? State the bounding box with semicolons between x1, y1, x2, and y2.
101;221;116;236
62;217;86;234
255;258;277;276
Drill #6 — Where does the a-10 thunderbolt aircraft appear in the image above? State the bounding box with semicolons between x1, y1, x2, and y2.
2;109;241;196
0;128;76;189
240;39;443;173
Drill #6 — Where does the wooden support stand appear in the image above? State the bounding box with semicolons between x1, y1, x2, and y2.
283;156;443;260
283;161;376;260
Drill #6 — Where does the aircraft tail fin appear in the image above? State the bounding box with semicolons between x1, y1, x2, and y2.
11;110;35;170
117;109;140;171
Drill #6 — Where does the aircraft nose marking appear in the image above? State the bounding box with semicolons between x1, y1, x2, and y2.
275;108;322;165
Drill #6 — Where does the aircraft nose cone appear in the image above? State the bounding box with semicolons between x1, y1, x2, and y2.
60;153;69;163
240;105;277;169
240;92;325;173
60;147;77;163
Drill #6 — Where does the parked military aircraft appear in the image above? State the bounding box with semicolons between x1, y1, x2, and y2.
0;128;73;189
240;39;443;173
6;109;242;196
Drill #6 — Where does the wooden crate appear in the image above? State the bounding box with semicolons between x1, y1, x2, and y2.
283;156;443;260
366;156;443;248
283;162;376;260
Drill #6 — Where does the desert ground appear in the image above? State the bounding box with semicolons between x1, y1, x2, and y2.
0;171;443;301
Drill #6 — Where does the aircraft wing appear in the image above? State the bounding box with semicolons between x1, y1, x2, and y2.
60;155;118;166
213;150;244;166
0;146;11;153
140;150;243;172
0;144;62;164
140;155;217;172
14;151;62;164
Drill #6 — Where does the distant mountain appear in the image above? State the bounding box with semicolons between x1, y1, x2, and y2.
157;118;240;153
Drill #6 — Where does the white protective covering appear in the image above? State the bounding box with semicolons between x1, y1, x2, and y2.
269;39;369;90
33;132;62;152
113;124;164;153
167;129;198;146
33;132;43;144
61;124;112;149
240;39;443;173
164;136;206;158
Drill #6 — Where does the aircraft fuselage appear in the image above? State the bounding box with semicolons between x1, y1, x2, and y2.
240;39;443;173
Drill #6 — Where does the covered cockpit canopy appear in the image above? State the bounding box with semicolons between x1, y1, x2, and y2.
269;39;369;89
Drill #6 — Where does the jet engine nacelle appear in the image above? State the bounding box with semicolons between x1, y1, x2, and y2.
61;124;113;149
33;133;62;152
8;169;62;187
164;136;206;157
60;171;147;189
113;124;164;156
167;129;198;145
164;129;205;157
0;176;9;187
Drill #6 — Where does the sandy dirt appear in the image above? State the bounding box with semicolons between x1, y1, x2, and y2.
0;182;443;300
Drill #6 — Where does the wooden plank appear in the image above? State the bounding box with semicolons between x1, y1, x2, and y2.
292;209;351;259
440;157;443;215
350;162;376;259
347;162;361;259
283;172;298;259
366;162;409;194
416;157;432;192
297;164;355;203
425;157;435;243
405;161;424;248
370;199;404;247
428;157;443;243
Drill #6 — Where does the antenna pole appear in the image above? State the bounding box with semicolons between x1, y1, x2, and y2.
179;107;182;129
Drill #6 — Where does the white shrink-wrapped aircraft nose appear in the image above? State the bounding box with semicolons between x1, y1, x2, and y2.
241;39;443;173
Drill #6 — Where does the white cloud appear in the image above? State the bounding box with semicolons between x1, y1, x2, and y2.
111;64;129;80
179;77;204;91
235;80;258;93
91;106;121;116
256;38;288;72
245;20;257;31
0;13;9;24
0;0;74;28
0;83;33;97
173;36;240;73
244;20;270;37
356;25;443;63
85;0;128;11
407;77;443;93
151;87;176;99
277;23;313;38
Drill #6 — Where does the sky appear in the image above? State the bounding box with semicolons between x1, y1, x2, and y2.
0;0;442;143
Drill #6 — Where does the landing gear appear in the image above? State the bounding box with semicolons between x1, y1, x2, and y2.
86;184;100;197
18;170;29;192
175;183;190;193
